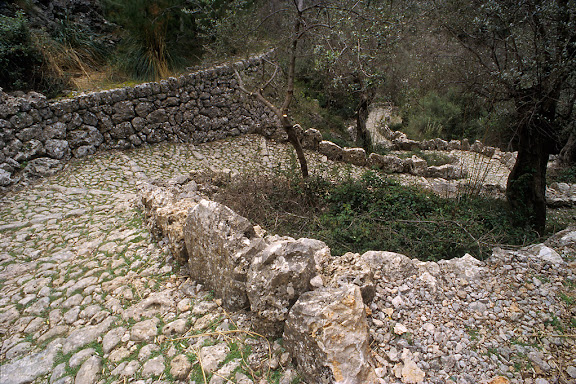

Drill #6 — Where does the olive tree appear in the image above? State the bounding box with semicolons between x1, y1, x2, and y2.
305;0;396;151
235;0;398;176
435;0;576;233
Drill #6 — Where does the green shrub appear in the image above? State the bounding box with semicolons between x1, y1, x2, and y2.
214;171;541;261
548;165;576;184
0;11;70;97
400;89;486;141
50;16;110;67
0;12;43;91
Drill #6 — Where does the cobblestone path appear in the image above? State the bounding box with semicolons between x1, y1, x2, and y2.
0;135;342;384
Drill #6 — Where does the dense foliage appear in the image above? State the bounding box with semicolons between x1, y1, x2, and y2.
103;0;254;80
399;89;486;142
0;12;48;93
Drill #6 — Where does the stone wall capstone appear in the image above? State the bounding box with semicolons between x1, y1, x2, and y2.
0;53;278;188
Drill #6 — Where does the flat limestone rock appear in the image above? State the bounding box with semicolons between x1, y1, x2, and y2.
0;339;62;384
184;199;265;310
246;237;330;336
319;140;344;161
283;284;377;384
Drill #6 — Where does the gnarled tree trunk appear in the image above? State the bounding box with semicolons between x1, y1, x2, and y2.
506;90;559;234
506;127;550;234
559;133;576;164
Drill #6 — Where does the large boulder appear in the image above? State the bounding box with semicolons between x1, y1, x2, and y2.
393;134;420;151
302;128;323;150
447;140;462;150
45;139;71;160
112;101;135;123
141;182;198;265
433;138;449;151
283;284;377;384
425;164;467;180
367;153;404;173
403;155;428;176
419;139;436;150
0;168;14;186
183;199;266;310
319;141;344;161
14;139;44;162
23;158;62;178
470;140;484;154
361;251;416;280
342;147;367;166
321;252;375;304
246;237;330;336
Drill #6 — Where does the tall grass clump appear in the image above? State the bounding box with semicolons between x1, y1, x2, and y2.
213;170;541;261
103;0;254;80
103;0;182;80
33;15;112;91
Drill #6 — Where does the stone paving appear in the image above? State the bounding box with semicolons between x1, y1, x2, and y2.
0;135;333;384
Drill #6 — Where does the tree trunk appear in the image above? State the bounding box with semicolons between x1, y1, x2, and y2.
356;96;372;151
284;119;309;178
559;132;576;164
506;126;550;235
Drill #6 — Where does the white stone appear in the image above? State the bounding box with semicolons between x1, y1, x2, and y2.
392;296;405;308
401;359;425;383
527;244;564;265
199;344;229;373
141;356;165;377
74;356;102;384
394;323;409;335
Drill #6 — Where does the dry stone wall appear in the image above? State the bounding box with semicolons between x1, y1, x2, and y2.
141;177;576;384
0;53;278;188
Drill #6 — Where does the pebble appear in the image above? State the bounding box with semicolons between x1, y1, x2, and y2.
141;356;165;377
74;356;102;384
170;354;192;380
130;318;159;342
199;344;230;373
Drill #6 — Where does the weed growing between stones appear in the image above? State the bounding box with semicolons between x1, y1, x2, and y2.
213;169;545;260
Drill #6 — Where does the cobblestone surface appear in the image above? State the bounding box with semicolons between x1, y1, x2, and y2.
0;135;324;384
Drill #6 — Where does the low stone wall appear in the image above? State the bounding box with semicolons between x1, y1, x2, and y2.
140;177;575;383
0;53;277;188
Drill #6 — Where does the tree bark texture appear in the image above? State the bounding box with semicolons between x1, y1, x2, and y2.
283;117;309;178
559;133;576;164
356;95;372;152
506;128;550;235
506;90;559;234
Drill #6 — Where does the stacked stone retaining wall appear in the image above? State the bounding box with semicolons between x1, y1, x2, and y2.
0;53;278;187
